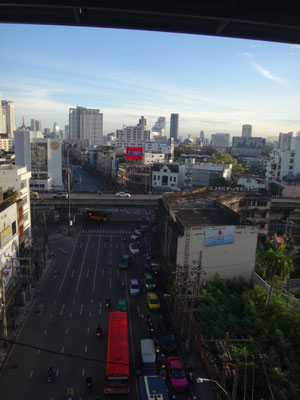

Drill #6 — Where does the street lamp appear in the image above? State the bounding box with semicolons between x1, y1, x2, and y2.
66;146;73;235
197;378;230;398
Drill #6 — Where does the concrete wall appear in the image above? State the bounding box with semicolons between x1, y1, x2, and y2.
177;224;258;281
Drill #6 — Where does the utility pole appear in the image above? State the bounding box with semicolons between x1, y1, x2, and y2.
67;146;72;235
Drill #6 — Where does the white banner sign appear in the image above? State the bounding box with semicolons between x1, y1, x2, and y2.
205;226;235;247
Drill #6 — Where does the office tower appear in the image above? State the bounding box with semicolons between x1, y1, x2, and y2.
53;121;59;134
152;117;166;136
211;133;230;151
44;128;50;136
2;100;15;135
65;125;69;139
138;116;147;128
242;124;252;138
30;119;42;131
170;114;179;140
199;130;205;142
69;106;103;146
278;132;293;150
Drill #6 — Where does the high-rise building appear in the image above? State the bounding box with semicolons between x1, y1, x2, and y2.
116;117;151;142
138;116;147;128
2;100;15;135
53;121;59;134
30;119;42;132
211;133;230;151
152;117;166;136
44;128;50;136
170;114;179;140
242;124;252;138
278;132;293;150
69;106;103;146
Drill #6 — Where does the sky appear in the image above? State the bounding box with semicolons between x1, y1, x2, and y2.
1;23;300;139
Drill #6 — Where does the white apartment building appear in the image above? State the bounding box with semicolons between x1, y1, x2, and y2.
152;163;184;191
0;136;13;151
0;165;31;238
266;133;300;185
1;99;15;135
116;126;151;142
237;174;266;189
110;140;174;158
211;133;230;151
143;152;165;164
69;106;103;147
184;159;232;189
14;129;63;190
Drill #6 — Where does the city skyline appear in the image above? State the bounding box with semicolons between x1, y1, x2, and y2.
1;23;300;138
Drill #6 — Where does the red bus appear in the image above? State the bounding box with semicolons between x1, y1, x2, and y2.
104;312;130;394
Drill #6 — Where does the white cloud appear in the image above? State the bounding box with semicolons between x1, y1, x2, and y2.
289;44;300;49
242;52;254;58
253;63;287;85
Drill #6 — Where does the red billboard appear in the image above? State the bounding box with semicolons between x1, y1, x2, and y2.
126;146;143;160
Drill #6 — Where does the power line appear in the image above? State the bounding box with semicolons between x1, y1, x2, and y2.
259;354;275;400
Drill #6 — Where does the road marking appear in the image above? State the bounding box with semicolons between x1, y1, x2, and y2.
61;346;64;353
92;236;101;293
70;312;72;318
56;368;59;376
99;302;102;315
58;225;83;294
65;328;69;335
80;242;82;248
75;237;90;293
80;303;84;315
50;313;53;319
44;329;47;335
59;303;65;316
73;299;75;304
137;306;141;316
89;312;91;317
86;269;89;278
102;270;104;278
87;327;90;334
29;370;33;379
109;276;111;288
82;368;85;376
91;299;93;304
85;346;87;353
37;349;40;355
92;242;94;248
71;269;75;278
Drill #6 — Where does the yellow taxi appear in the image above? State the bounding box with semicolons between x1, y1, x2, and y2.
147;292;160;311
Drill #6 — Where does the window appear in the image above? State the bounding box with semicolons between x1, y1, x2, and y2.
174;177;176;182
20;180;27;189
24;212;29;221
170;176;172;182
289;166;293;170
22;196;27;204
158;176;160;180
153;175;156;180
12;221;16;235
290;159;294;163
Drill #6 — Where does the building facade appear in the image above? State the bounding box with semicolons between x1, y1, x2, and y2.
69;106;103;147
170;114;179;140
183;159;232;189
1;100;15;135
14;129;63;190
30;119;42;132
242;124;252;138
211;133;230;151
152;163;184;192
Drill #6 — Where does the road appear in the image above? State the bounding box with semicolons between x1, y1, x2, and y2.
0;218;198;400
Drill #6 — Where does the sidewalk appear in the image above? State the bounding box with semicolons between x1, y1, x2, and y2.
0;254;55;374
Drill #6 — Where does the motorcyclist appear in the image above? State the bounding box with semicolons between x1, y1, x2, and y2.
105;297;111;308
96;324;103;337
66;387;74;399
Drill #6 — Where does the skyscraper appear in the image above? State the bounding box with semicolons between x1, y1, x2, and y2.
30;119;42;131
170;114;179;140
1;99;15;135
152;117;165;136
242;124;252;138
69;106;103;146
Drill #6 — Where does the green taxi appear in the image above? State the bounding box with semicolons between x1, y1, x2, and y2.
117;299;127;312
144;273;155;290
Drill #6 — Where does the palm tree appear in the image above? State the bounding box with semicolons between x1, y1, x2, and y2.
261;244;294;309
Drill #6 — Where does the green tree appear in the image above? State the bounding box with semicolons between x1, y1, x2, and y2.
261;245;294;309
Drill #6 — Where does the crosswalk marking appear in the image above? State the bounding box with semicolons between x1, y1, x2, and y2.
80;228;132;235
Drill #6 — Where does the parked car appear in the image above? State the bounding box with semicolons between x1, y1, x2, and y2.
129;279;140;296
147;292;160;311
167;356;188;391
115;192;131;197
159;319;177;352
52;191;68;199
129;243;140;255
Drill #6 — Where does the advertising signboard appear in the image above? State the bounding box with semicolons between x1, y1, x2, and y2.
205;226;235;247
126;146;143;160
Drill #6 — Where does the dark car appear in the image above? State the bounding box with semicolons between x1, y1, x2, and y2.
144;263;151;274
159;319;177;353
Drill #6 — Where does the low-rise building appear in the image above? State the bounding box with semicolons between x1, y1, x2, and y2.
156;189;258;285
152;163;184;192
236;174;266;189
183;159;232;189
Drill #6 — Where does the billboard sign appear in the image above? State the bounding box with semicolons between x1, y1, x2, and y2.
205;226;235;247
126;146;143;160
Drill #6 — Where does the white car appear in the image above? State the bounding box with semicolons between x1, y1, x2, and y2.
129;243;140;255
53;192;68;199
129;279;140;296
134;229;143;235
115;192;131;198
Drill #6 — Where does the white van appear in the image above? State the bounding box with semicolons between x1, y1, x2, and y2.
140;339;156;366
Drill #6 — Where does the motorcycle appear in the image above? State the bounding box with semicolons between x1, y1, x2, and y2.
123;237;127;241
86;376;93;393
159;354;166;369
160;368;167;380
48;367;55;383
105;297;111;309
96;325;102;339
121;281;125;288
148;323;154;335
